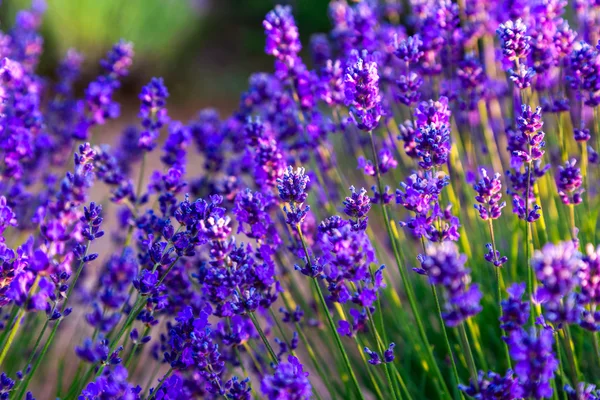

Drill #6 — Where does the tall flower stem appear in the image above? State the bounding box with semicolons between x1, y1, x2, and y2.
458;323;479;391
524;160;536;326
148;367;173;400
431;284;464;400
562;326;581;387
368;130;450;397
361;296;404;400
16;241;91;399
248;311;279;365
296;225;365;400
0;276;41;366
487;219;512;369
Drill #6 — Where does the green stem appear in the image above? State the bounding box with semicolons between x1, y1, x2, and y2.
249;312;279;365
458;323;478;391
312;278;364;400
149;368;173;400
367;130;450;398
525;160;535;326
0;276;41;367
296;225;364;399
562;327;579;392
142;362;163;397
268;307;293;356
363;304;402;400
0;308;25;366
16;240;91;399
432;285;464;400
0;306;19;351
488;219;512;369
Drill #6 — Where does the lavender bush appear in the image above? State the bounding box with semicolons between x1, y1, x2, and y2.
1;0;600;399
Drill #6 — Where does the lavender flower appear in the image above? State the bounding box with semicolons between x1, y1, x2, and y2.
277;166;310;226
263;5;302;78
138;77;170;151
500;283;530;332
532;241;584;324
556;159;584;205
496;19;531;62
507;327;558;399
344;52;383;131
416;242;482;326
473;169;506;220
260;355;311;400
458;370;521;399
343;186;371;232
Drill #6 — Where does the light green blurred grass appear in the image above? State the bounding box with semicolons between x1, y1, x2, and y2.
3;0;203;71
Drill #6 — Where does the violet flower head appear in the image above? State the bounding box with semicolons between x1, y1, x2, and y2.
316;59;345;106
532;241;583;324
343;186;371;232
100;40;134;83
574;128;591;142
415;124;451;170
416;242;482;326
580;244;600;306
278;166;309;204
496;19;531;62
500;283;530;332
517;105;543;136
263;5;302;75
472;168;506;220
507;327;558;399
394;34;424;64
138;77;170;151
414;97;451;130
564;383;600;400
458;370;521;399
277;166;310;226
344;52;383;131
394;72;422;106
0;196;17;238
532;241;582;301
509;63;536;89
309;33;331;66
261;355;312;400
556;159;584;206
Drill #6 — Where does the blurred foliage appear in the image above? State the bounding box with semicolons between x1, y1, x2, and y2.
1;0;203;79
0;0;333;105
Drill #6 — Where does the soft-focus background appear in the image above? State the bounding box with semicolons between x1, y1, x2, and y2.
0;0;330;112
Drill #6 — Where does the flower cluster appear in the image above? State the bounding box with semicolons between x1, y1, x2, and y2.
416;242;482;326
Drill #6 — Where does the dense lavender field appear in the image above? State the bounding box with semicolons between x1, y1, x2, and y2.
1;0;600;399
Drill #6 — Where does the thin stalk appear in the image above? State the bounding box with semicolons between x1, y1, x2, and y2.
142;362;163;397
555;334;569;400
268;308;293;356
525;160;535;326
0;276;40;366
16;241;91;399
562;327;580;392
367;130;450;397
278;279;337;397
124;324;151;369
487;219;512;369
458;323;478;392
296;226;364;399
0;306;19;351
363;304;403;400
249;312;279;365
432;285;464;400
149;368;173;400
242;342;264;375
594;332;600;380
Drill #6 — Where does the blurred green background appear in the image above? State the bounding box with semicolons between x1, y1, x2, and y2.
0;0;331;110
